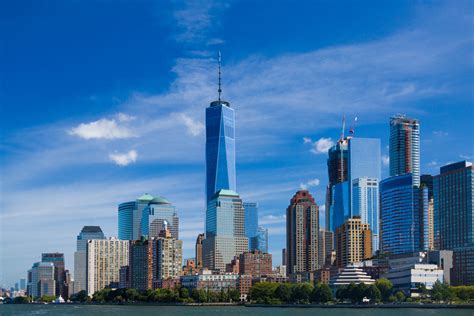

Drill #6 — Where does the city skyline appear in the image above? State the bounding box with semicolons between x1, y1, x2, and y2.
1;1;473;287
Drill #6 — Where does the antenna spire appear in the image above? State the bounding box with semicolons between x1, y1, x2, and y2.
218;51;222;101
340;115;346;141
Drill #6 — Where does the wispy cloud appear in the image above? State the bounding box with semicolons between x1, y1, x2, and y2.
382;155;390;167
309;138;335;154
177;113;205;136
69;117;135;140
299;178;320;190
109;150;138;166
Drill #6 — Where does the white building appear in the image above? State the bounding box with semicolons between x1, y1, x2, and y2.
86;238;129;296
384;263;443;292
329;265;375;287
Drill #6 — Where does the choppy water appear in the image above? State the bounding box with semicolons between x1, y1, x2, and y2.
0;305;473;316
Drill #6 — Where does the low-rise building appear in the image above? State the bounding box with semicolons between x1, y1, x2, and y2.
180;269;239;292
384;264;443;292
329;265;375;288
239;250;272;276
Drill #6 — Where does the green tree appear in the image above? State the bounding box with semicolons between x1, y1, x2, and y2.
291;283;313;304
363;284;381;303
275;283;293;303
311;283;333;303
13;296;30;304
375;278;393;302
431;281;454;302
395;291;405;302
125;288;140;301
39;295;55;303
228;289;240;302
71;290;88;302
249;282;279;304
179;287;189;299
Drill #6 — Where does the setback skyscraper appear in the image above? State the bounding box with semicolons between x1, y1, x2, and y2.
73;226;105;294
41;253;67;298
205;54;236;203
286;190;319;275
434;161;473;285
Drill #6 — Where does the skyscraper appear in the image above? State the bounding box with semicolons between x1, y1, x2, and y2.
335;216;372;267
205;54;236;203
86;238;129;296
118;194;179;240
286;190;319;275
380;173;420;255
244;202;259;250
326;136;380;233
41;253;66;298
73;226;105;294
153;228;183;281
420;174;434;251
434;161;473;285
129;239;153;291
352;177;379;253
202;189;248;272
318;230;334;268
251;226;268;253
28;262;55;298
389;114;420;186
195;233;204;269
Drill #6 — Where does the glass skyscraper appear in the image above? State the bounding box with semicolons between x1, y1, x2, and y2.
244;202;259;250
434;161;473;285
352;177;379;253
389;114;420;186
73;226;105;294
380;173;420;255
251;226;268;253
202;189;248;272
205;100;236;203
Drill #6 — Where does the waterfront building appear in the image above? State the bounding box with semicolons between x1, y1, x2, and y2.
180;269;239;292
352;177;379;252
129;239;153;291
380;173;421;255
153;227;183;281
239;250;272;276
335;216;372;267
251;226;268;253
389;114;420;186
205;56;236;203
86;238;129;296
384;264;443;292
434;161;474;285
426;250;453;285
118;194;179;240
286;190;319;275
326;137;380;233
27;262;55;298
243;202;259;250
202;190;248;272
20;279;26;291
195;233;204;269
329;265;375;287
318;230;334;268
41;253;67;298
73;226;105;294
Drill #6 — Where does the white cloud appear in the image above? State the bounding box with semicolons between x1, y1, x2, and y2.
178;113;205;136
428;160;438;167
433;130;448;137
299;178;321;190
69;118;134;140
303;137;312;144
109;150;138;166
382;155;390;167
116;113;135;122
311;138;334;154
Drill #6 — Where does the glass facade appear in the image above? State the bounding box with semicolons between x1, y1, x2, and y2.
380;174;420;255
118;201;136;240
244;202;258;250
329;181;350;232
434;161;473;285
352;177;379;253
205;101;236;203
389;114;420;186
251;226;268;253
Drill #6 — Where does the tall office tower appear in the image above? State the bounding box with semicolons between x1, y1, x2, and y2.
251;226;268;253
286;190;319;275
389;114;420;186
205;54;236;203
352;177;379;253
41;253;66;298
318;230;334;268
326;137;380;233
20;278;26;291
380;173;421;255
28;262;55;298
244;202;259;250
129;239;153;291
153;227;183;281
335;216;372;267
434;161;473;285
202;190;248;272
86;238;129;296
195;233;204;269
420;175;434;250
73;226;105;294
119;194;179;241
282;248;287;266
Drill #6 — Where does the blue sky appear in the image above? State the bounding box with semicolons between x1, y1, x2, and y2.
0;1;473;287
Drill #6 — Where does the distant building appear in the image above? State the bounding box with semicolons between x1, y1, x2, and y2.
420;175;434;250
129;239;153;291
28;262;55;298
352;177;379;252
329;265;375;288
318;230;334;268
118;194;179;240
281;248;287;267
226;256;240;274
434;161;474;285
73;226;105;294
182;259;199;276
239;250;272;276
41;253;67;298
380;173;421;255
244;202;259;250
286;190;319;275
180;269;239;292
389;114;420;186
86;238;129;296
384;264;443;292
251;226;268;253
336;217;372;267
202;190;248;273
20;279;26;291
195;233;204;269
154;227;183;281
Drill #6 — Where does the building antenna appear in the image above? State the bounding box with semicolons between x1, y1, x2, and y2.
218;51;222;101
340;115;346;141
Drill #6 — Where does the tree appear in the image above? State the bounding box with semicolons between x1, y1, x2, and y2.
431;281;454;302
375;278;393;302
249;282;279;304
179;287;189;299
228;289;240;302
364;284;381;303
125;288;140;302
394;291;405;302
71;290;88;302
291;283;313;304
275;283;293;303
311;283;333;303
13;296;30;304
39;295;55;303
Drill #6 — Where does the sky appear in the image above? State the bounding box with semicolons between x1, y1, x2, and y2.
0;0;473;287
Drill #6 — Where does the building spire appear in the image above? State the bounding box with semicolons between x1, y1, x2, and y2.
218;51;222;101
